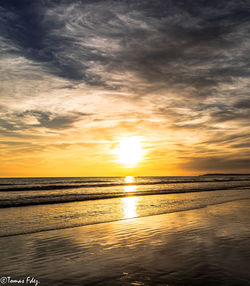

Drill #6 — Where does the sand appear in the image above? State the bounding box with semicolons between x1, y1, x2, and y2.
0;199;250;285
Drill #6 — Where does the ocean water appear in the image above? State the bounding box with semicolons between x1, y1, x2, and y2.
0;175;250;285
0;175;250;237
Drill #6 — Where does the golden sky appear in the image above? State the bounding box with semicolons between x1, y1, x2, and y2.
0;0;249;176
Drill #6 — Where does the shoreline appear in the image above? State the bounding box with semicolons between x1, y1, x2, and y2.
0;199;250;285
0;196;250;239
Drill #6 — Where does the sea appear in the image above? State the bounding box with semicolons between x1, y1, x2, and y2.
0;175;250;237
0;175;250;285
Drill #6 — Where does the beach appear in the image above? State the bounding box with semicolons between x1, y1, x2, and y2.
1;0;250;284
1;198;250;285
2;0;250;284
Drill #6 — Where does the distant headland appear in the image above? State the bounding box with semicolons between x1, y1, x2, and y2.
201;173;250;176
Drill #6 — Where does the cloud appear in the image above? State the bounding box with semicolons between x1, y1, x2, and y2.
234;99;250;109
0;0;250;174
1;0;250;95
18;110;88;129
0;109;89;139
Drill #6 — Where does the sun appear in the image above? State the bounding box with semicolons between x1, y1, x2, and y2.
115;137;145;167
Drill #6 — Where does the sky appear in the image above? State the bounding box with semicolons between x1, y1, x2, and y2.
0;0;250;176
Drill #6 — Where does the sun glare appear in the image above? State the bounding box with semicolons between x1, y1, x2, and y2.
125;176;134;183
116;137;145;167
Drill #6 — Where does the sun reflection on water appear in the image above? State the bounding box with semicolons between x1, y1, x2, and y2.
123;176;138;219
125;176;134;183
124;176;137;193
122;197;138;219
124;185;137;193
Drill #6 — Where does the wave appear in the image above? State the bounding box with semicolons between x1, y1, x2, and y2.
1;178;250;192
1;197;250;238
1;185;249;208
0;179;110;187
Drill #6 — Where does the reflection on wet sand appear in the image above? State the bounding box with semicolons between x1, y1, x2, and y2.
0;200;250;285
122;196;138;219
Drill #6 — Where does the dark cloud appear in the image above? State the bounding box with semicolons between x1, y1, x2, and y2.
1;0;249;109
200;133;250;146
210;108;250;123
0;0;104;83
1;0;250;90
0;110;89;137
18;110;87;129
0;141;28;146
94;1;250;95
0;118;17;131
231;142;250;149
234;99;250;109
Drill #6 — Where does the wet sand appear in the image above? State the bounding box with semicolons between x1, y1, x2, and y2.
0;199;250;285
